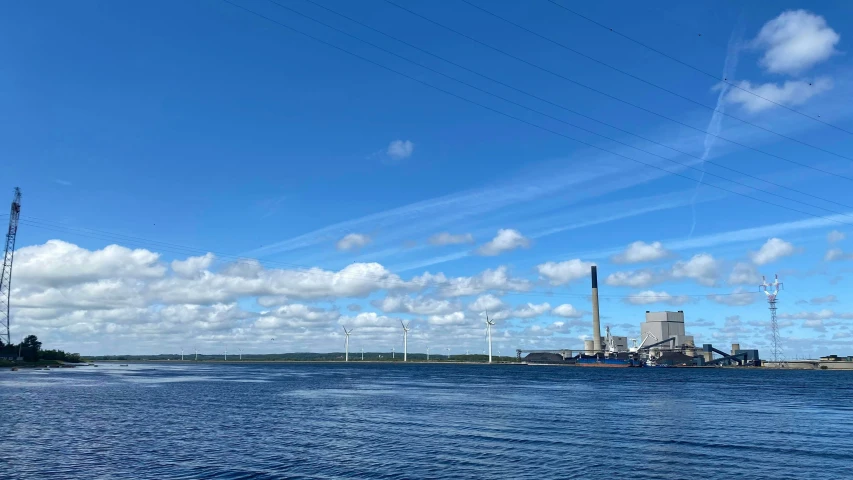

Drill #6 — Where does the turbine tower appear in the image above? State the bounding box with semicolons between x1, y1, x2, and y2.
760;274;784;365
343;327;353;362
401;321;410;362
485;313;495;364
0;187;22;346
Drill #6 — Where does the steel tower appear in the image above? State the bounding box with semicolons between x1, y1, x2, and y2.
759;274;783;365
1;187;22;346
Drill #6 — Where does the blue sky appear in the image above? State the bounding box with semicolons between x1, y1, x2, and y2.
2;0;853;357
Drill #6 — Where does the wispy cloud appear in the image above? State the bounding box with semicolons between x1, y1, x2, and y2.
54;179;72;186
690;27;741;238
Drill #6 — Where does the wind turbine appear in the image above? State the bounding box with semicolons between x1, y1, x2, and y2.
392;347;395;359
224;345;227;361
181;348;184;361
427;346;430;361
485;312;495;364
401;321;410;362
361;347;364;361
239;348;243;361
343;327;353;362
194;346;198;361
446;347;450;360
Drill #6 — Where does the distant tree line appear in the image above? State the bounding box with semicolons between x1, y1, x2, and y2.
0;335;81;363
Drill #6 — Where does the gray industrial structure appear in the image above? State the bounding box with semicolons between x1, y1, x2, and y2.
640;311;694;350
522;266;761;367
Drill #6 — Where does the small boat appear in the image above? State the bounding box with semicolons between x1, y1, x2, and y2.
10;367;18;371
119;364;129;367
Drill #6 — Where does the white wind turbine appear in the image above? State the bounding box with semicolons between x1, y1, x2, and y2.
401;321;410;362
343;327;353;362
485;312;495;364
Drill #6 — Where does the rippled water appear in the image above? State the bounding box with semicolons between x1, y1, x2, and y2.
3;363;852;479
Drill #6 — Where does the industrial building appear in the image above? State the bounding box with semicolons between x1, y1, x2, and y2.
521;266;761;367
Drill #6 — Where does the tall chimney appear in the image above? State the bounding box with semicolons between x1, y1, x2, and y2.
591;265;602;353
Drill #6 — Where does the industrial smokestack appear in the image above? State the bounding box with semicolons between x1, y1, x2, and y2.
591;265;602;353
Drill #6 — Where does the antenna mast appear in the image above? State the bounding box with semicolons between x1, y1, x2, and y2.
759;274;784;366
1;187;22;346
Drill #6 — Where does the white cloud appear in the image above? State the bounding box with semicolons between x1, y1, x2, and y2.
371;295;458;315
707;289;758;306
623;290;690;306
427;312;467;326
749;238;795;265
810;295;838;305
512;302;551;319
824;248;853;261
536;259;595;285
779;309;853;321
612;241;669;264
724;78;832;113
336;233;372;251
255;304;339;330
428;232;474;246
828;230;846;243
467;294;506;313
671;253;720;286
552;304;583;318
386;139;414;160
605;269;661;288
476;229;530;256
338;311;398;328
171;253;215;278
728;262;761;285
439;266;531;297
753;10;840;75
15;240;166;287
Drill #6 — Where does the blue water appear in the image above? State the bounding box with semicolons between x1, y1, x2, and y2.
2;363;852;479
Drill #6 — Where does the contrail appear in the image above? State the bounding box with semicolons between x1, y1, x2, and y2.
689;29;743;238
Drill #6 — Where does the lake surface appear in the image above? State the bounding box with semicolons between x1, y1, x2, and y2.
2;363;852;479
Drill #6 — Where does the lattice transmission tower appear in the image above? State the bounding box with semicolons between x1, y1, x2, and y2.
759;274;783;366
0;187;22;346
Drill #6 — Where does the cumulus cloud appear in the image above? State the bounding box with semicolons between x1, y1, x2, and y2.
707;289;759;306
467;294;506;313
605;269;662;288
336;233;372;251
427;312;467;326
428;232;474;246
779;309;853;320
371;295;458;315
536;259;595;285
386;140;414;160
512;302;551;319
552;304;583;318
671;253;720;286
753;10;840;75
728;262;761;285
749;238;795;265
255;304;339;330
623;290;690;306
171;253;215;278
439;266;531;297
809;295;838;305
476;229;530;256
827;230;845;243
723;78;832;113
824;248;853;261
15;240;166;287
612;241;669;264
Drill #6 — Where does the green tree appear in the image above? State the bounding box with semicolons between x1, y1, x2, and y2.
21;335;42;362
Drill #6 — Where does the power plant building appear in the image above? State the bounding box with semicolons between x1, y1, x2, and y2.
641;311;694;349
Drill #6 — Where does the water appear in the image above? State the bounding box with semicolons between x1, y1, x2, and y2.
2;363;852;479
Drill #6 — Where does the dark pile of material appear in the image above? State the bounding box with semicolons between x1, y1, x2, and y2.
656;351;694;366
524;352;568;364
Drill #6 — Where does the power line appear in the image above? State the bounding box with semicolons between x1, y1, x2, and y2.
384;0;853;168
542;0;853;137
291;0;853;213
18;216;762;301
223;0;853;227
